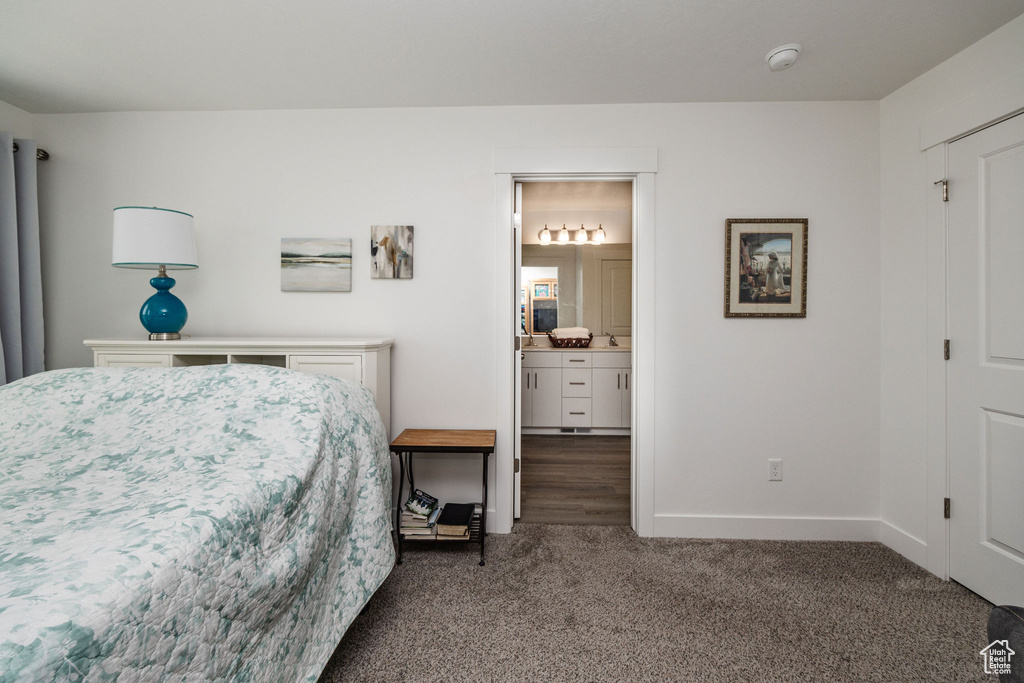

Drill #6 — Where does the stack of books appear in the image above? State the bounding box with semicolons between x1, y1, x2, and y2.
400;489;440;538
435;502;475;540
400;508;440;537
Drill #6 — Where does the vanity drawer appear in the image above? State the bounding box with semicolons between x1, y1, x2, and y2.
562;398;592;427
562;368;592;397
561;352;592;368
522;350;562;368
592;352;630;368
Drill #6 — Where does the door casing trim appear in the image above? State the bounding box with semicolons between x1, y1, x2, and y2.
493;148;657;535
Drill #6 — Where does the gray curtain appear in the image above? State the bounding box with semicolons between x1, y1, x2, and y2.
0;132;44;385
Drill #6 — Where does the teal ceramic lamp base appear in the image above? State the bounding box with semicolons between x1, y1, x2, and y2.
140;270;188;340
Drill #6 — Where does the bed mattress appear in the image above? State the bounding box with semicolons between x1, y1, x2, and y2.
0;364;395;682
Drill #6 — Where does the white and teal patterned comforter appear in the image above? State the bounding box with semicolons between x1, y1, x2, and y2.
0;364;395;682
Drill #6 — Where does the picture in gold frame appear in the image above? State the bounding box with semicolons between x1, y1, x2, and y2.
724;218;807;318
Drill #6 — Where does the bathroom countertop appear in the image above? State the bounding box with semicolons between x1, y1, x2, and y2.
521;346;630;352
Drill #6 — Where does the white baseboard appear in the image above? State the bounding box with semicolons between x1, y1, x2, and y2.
652;514;879;541
878;520;928;567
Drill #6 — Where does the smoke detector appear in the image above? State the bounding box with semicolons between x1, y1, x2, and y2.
765;44;801;72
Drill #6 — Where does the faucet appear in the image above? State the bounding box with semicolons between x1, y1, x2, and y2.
608;335;618;347
525;331;536;347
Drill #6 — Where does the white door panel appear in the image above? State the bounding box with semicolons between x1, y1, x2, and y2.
521;366;534;428
986;142;1024;361
622;369;632;428
531;368;562;427
601;259;632;337
592;368;622;428
948;112;1024;607
986;411;1024;557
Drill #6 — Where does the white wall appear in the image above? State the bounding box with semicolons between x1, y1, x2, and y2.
0;99;34;138
31;100;881;538
650;103;881;538
879;14;1024;571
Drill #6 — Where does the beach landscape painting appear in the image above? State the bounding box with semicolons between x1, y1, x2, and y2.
281;238;353;292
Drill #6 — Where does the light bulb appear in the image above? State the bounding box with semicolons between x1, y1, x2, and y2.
575;224;588;244
539;224;551;244
594;224;606;244
558;224;569;244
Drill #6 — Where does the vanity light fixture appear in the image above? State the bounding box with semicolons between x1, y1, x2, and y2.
593;224;606;244
539;224;552;244
575;224;588;244
557;224;570;244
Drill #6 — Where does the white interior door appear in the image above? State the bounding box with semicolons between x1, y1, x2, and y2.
948;112;1024;606
601;259;632;337
513;182;523;519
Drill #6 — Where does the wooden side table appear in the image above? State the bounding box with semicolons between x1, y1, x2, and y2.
390;429;496;566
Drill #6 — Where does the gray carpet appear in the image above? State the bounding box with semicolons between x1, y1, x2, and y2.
319;524;991;682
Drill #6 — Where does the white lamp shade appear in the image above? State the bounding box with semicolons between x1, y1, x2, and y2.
112;206;198;270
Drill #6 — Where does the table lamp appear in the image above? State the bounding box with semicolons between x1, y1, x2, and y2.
112;206;198;340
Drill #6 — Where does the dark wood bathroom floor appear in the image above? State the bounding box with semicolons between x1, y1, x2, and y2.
518;435;630;526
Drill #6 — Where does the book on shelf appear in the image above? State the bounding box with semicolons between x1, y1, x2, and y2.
436;529;470;541
399;526;437;536
404;488;438;516
435;502;475;536
400;508;441;528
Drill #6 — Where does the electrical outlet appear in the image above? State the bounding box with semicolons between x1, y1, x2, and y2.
769;458;783;481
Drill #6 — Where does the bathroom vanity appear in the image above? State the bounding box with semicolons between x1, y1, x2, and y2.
521;348;630;434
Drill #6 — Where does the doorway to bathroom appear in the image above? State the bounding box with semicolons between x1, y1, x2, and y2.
516;180;633;526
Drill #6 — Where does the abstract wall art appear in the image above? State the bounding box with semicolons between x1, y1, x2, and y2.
370;225;413;279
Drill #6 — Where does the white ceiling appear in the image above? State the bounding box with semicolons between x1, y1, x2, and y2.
1;0;1021;114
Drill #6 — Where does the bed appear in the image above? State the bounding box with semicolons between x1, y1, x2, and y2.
0;364;395;681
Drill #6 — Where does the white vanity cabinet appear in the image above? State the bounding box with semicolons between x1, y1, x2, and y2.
521;352;562;427
522;348;630;432
592;352;631;428
84;337;392;435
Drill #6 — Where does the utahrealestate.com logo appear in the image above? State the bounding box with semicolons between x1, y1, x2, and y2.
980;640;1015;676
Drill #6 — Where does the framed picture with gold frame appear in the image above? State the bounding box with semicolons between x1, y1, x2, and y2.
724;218;807;318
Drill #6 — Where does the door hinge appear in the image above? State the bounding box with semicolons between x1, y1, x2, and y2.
944;497;951;519
934;178;948;202
944;339;950;361
514;458;521;473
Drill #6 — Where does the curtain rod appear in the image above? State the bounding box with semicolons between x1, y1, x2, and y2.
12;141;49;161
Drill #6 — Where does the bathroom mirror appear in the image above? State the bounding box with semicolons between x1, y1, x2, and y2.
520;181;633;338
521;244;631;337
